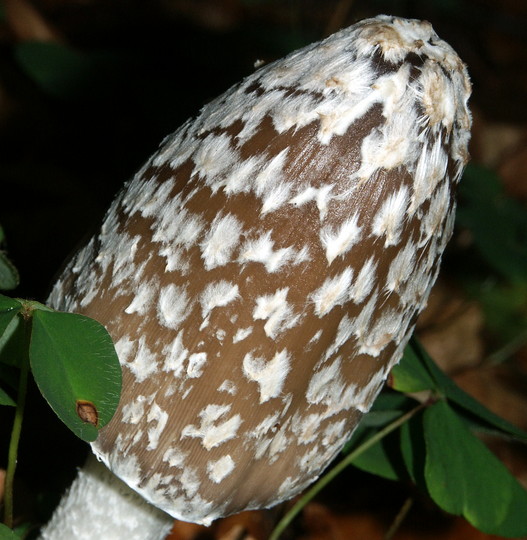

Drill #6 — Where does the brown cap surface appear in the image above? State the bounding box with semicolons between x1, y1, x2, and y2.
48;15;471;525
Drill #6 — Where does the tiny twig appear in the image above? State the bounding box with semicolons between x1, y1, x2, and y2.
484;328;527;366
384;496;413;540
269;403;426;540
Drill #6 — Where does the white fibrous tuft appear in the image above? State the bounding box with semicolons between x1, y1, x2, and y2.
47;15;471;526
253;288;300;338
200;214;243;270
242;349;292;403
321;214;362;264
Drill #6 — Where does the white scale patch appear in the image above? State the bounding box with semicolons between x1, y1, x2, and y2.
356;309;406;357
410;137;449;214
192;133;239;187
215;328;226;341
289;184;334;220
243;349;291;403
315;64;378;143
179;467;201;498
121;394;153;425
162;330;188;376
420;59;457;130
157;284;192;330
152;195;205;249
114;335;134;364
218;379;237;395
311;267;354;317
146;402;169;451
207;455;235;483
124;336;159;383
308;329;323;346
154;205;206;274
253;288;300;339
321;314;355;362
200;280;240;327
320;214;362;264
306;357;345;407
255;149;291;215
371;185;410;246
200;213;243;270
308;380;363;417
348;257;377;304
239;231;298;272
348;368;389;412
277;477;297;500
182;404;242;450
386;242;417;294
110;233;142;284
124;280;157;316
351;291;379;344
322;420;347;447
419;182;451;243
266;427;290;462
223;155;264;195
298;446;321;473
187;352;208;378
245;412;284;459
233;326;253;343
349;68;420;183
292;413;325;445
247;412;281;442
163;446;188;468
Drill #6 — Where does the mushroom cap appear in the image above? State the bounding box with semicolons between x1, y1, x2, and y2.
48;15;471;525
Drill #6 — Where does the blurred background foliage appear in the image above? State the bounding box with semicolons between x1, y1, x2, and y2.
0;0;526;538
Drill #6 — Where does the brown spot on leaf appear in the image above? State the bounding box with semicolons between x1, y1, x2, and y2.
76;400;99;426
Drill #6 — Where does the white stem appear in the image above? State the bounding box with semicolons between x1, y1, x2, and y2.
39;454;174;540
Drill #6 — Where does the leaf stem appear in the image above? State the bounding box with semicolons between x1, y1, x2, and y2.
3;324;30;528
269;402;426;540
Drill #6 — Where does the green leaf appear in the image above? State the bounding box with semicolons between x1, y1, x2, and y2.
399;414;426;487
15;42;96;99
0;385;15;406
396;339;527;443
348;427;402;481
343;392;416;481
0;315;26;368
12;523;31;538
424;400;527;537
29;310;121;442
0;252;19;291
0;295;22;337
0;524;19;539
14;42;125;101
417;343;527;442
0;228;19;291
391;340;437;393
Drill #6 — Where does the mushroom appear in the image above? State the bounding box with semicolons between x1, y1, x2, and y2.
40;14;471;540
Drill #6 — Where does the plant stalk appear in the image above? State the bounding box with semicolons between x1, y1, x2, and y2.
384;496;413;539
3;320;30;528
269;402;426;540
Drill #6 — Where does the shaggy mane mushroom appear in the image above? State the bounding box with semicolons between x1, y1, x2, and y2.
41;14;471;540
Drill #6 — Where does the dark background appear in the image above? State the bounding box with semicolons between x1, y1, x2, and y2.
1;1;526;538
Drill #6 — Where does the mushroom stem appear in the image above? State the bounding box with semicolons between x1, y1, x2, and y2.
39;455;173;540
